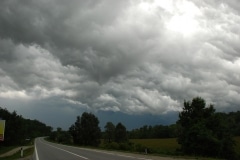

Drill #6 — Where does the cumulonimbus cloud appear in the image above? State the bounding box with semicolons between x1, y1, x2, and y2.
0;0;239;116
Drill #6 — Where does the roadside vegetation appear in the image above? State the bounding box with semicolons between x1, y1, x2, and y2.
1;97;240;159
49;97;240;159
235;137;240;157
0;107;51;158
129;138;179;155
0;147;34;160
0;146;16;155
0;107;52;147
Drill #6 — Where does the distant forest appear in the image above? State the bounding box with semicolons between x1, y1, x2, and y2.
2;98;240;159
1;106;240;144
0;107;52;146
129;111;240;139
49;109;240;143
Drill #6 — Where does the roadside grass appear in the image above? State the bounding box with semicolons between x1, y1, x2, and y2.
234;136;240;158
48;136;240;159
0;147;34;160
130;137;240;159
0;146;17;155
130;138;180;155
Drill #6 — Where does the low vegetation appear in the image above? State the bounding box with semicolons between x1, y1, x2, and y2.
130;138;180;155
130;137;240;157
0;147;34;160
0;146;16;155
235;137;240;158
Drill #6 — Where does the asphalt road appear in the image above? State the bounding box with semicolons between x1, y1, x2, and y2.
34;137;184;160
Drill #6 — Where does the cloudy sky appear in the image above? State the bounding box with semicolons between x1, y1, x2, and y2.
0;0;240;130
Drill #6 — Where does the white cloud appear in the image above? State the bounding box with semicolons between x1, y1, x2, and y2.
0;90;30;99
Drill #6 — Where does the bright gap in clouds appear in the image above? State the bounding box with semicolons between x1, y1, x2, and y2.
165;1;201;36
138;0;201;36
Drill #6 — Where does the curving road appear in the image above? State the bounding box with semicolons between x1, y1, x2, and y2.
34;137;184;160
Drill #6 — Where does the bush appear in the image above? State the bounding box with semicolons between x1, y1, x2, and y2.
134;143;147;153
119;142;133;151
104;142;119;150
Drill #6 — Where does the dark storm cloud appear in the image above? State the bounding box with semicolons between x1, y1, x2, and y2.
0;0;240;129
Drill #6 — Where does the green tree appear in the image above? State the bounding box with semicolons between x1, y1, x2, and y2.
69;116;82;145
115;123;127;143
227;111;240;136
104;122;115;143
81;112;101;146
0;107;52;146
177;97;236;159
69;112;101;146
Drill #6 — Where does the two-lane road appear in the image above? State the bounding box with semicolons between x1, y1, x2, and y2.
34;138;180;160
34;137;152;160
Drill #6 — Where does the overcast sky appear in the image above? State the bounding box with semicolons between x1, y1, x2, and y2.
0;0;239;130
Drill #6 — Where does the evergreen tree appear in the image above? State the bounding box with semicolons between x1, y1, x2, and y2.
115;123;127;143
177;97;236;159
104;122;115;143
0;107;52;146
69;112;101;146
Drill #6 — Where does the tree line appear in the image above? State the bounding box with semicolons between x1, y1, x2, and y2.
49;113;129;146
129;110;240;139
128;124;177;139
0;107;52;146
49;97;240;159
1;96;239;159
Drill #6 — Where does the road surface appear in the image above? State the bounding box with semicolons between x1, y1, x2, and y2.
34;137;185;160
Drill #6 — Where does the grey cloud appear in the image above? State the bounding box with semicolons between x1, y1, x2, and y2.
0;0;240;124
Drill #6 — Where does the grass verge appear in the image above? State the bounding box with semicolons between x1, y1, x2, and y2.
234;137;240;158
130;137;240;159
0;146;17;155
0;147;34;160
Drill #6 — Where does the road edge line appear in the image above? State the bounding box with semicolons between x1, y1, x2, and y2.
35;139;39;160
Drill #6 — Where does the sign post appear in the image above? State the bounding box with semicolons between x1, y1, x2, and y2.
0;120;6;141
21;147;23;157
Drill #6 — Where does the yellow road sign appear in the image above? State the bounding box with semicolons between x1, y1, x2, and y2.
0;120;6;141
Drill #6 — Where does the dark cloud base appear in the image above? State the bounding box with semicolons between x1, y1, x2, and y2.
97;111;179;130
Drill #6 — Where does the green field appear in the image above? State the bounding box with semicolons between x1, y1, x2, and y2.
130;137;240;156
130;138;180;155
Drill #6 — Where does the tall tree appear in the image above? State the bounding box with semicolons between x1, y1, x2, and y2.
81;112;101;146
115;123;127;143
69;112;101;146
177;97;236;159
104;122;115;143
69;116;82;145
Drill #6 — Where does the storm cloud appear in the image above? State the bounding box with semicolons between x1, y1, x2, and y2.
0;0;239;129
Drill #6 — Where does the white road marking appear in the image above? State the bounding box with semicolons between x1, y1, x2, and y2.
39;138;152;160
44;142;88;159
34;141;39;160
116;154;134;158
63;145;152;160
